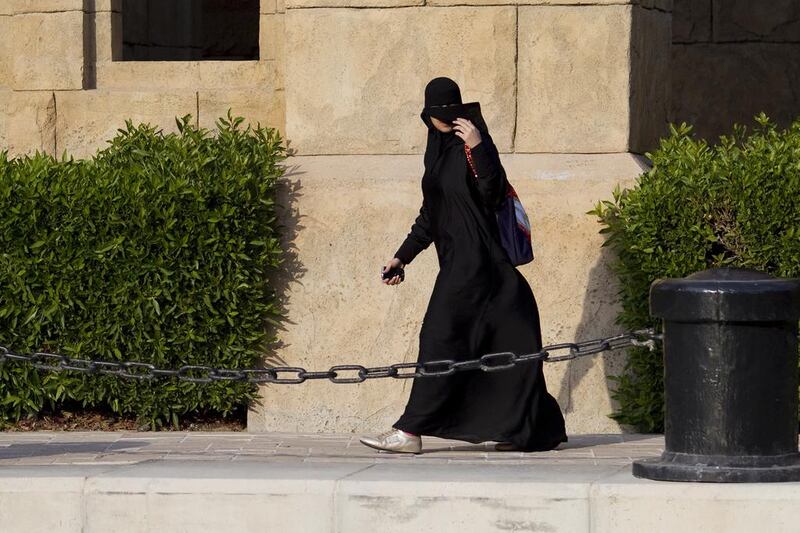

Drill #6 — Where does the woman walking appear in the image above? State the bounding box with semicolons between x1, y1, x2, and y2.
359;77;567;454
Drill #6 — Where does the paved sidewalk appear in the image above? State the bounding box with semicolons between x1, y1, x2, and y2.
2;432;800;532
0;431;664;466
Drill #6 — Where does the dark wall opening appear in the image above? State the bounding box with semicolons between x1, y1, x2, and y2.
121;0;259;61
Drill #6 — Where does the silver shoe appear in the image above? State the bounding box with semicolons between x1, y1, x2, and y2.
359;428;422;454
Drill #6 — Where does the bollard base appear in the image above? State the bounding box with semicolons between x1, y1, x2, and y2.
633;451;800;482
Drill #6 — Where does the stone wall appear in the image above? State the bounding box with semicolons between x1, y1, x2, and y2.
248;152;652;436
0;0;285;158
0;0;675;434
0;0;671;157
266;0;672;434
671;0;800;140
285;2;672;155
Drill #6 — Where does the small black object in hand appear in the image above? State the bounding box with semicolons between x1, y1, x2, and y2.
381;266;405;282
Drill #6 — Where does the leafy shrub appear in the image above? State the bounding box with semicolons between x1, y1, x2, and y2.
0;112;287;428
589;113;800;432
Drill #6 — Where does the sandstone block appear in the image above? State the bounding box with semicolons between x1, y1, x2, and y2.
0;90;57;158
672;0;711;42
95;60;272;90
261;0;278;13
6;0;83;14
593;471;800;533
260;12;285;69
0;15;10;89
0;477;84;531
338;477;590;532
517;5;631;152
284;7;516;155
198;89;285;135
91;0;122;12
714;0;800;42
287;0;422;6
10;11;85;90
54;90;196;159
92;9;122;63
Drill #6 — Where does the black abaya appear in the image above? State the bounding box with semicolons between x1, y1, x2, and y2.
391;112;568;451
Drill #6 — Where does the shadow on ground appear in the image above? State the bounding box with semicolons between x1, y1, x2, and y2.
0;440;146;460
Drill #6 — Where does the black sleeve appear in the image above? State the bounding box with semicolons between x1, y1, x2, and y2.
469;138;508;209
394;197;433;265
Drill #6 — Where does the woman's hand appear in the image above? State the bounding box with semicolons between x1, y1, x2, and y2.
452;118;482;149
382;257;405;286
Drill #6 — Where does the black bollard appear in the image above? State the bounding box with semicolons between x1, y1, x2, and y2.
632;267;800;482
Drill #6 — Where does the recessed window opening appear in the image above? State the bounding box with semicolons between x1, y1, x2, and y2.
121;0;259;61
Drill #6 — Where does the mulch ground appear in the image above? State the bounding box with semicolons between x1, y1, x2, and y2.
0;405;246;432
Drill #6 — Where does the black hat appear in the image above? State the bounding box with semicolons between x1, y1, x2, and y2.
421;77;487;132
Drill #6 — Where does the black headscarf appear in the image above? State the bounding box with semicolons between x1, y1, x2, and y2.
419;77;490;179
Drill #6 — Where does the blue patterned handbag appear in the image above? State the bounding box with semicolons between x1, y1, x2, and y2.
466;144;534;266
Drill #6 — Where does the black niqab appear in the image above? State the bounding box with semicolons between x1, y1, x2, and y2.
421;112;462;181
420;76;489;182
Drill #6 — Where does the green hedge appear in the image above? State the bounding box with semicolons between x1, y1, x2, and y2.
589;113;800;432
0;112;287;428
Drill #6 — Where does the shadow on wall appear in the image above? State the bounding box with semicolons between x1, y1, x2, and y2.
670;0;800;140
83;0;97;89
554;153;653;429
628;2;672;156
259;162;307;369
555;244;630;428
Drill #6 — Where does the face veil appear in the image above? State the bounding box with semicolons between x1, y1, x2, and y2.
420;110;463;179
419;77;491;180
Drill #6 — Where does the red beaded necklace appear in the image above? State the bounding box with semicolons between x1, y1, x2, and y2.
464;144;478;179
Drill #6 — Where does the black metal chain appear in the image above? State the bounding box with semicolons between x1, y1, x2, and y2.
0;328;661;385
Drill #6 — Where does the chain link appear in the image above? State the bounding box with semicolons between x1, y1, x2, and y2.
0;328;660;384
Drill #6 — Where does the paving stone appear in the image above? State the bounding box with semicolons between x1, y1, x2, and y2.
0;430;718;470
